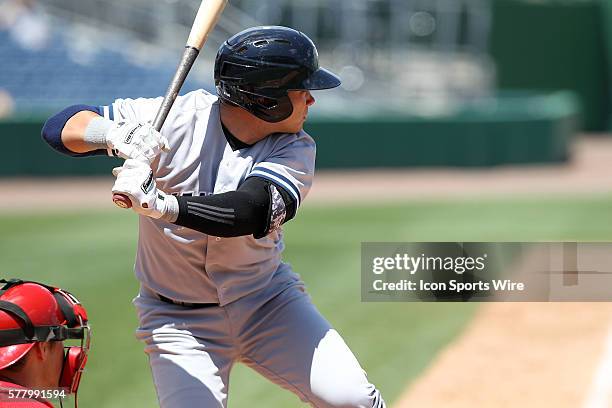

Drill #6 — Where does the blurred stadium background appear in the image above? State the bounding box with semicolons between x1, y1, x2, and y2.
2;0;612;407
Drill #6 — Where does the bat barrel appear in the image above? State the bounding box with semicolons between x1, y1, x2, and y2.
187;0;228;49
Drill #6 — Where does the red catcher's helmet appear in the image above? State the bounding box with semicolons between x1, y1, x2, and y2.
0;279;90;396
0;282;64;369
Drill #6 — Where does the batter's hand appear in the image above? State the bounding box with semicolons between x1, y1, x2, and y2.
112;159;176;219
106;121;169;163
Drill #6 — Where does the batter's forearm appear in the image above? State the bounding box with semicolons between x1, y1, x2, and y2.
43;105;169;161
61;110;103;153
42;105;109;157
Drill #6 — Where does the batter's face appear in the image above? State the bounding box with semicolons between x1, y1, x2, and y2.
275;90;315;134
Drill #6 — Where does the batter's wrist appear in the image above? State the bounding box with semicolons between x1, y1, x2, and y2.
83;117;114;151
160;193;179;222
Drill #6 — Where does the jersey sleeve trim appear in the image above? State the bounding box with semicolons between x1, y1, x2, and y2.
100;105;114;120
248;166;301;207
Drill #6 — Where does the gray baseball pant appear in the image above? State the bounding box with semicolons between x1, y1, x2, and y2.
133;270;385;408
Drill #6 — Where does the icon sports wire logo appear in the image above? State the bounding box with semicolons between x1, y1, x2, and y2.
371;253;488;275
362;242;612;302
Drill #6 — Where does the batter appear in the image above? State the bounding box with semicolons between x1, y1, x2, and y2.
42;26;385;408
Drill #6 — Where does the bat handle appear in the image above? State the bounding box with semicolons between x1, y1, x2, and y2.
113;193;132;209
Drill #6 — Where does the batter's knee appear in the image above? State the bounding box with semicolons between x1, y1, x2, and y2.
310;382;386;408
308;329;386;408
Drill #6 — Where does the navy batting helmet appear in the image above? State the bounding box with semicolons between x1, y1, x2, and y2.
214;26;341;123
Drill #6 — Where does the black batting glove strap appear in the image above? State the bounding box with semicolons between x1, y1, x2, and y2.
174;176;297;238
0;300;33;336
0;326;85;347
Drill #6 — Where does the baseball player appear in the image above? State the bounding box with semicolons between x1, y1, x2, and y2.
0;279;90;408
41;26;385;408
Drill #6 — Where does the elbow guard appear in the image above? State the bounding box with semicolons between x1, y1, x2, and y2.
174;177;297;238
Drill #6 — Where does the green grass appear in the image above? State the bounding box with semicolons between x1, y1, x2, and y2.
2;195;612;407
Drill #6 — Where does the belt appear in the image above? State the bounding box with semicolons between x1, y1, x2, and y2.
157;293;218;308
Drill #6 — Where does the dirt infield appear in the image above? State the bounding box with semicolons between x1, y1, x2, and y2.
3;136;612;407
394;302;612;408
394;242;612;407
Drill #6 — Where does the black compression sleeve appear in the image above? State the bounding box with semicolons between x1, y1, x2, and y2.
174;177;296;238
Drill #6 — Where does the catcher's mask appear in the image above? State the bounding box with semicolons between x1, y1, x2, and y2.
0;279;90;404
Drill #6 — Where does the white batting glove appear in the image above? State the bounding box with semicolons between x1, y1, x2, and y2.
106;121;169;163
85;117;169;163
111;159;178;220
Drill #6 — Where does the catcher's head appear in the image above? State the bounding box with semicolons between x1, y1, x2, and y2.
214;25;341;124
0;279;90;400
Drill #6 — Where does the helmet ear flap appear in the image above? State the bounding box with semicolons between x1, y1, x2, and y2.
217;83;294;123
256;93;293;122
59;347;87;394
216;82;236;103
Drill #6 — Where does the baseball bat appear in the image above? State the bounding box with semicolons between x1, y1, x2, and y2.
113;0;228;209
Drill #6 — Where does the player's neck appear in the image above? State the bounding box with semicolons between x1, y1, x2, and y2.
0;373;19;385
0;369;37;390
219;102;278;145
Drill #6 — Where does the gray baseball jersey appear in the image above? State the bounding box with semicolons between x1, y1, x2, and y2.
101;89;315;305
